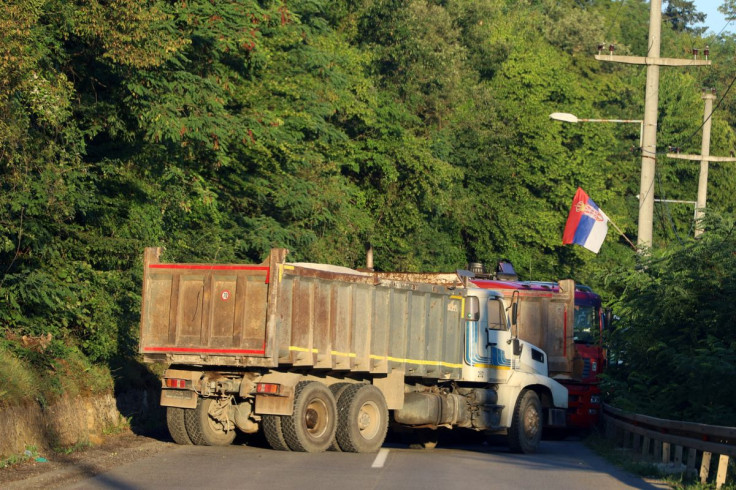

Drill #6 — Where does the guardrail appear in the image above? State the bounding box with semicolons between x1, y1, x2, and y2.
602;404;735;488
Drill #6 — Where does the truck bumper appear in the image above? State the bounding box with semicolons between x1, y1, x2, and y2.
564;383;601;430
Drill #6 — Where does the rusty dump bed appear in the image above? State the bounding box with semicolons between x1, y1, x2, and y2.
139;249;466;380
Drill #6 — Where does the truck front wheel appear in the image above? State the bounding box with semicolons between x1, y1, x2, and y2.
508;390;542;454
282;381;337;452
184;397;237;446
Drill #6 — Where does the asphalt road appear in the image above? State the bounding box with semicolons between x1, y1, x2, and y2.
51;435;668;490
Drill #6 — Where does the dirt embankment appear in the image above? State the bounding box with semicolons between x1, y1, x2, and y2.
0;389;162;460
0;389;174;488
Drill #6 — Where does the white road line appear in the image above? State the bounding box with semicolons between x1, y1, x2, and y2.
371;448;390;468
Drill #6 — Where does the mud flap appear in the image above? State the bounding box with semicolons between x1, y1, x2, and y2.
161;389;197;409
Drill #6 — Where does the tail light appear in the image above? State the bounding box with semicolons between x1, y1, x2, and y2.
256;383;281;395
165;378;188;389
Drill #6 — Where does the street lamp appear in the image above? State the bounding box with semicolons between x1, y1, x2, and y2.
549;112;644;146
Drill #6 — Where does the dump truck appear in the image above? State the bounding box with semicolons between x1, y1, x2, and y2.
139;248;568;453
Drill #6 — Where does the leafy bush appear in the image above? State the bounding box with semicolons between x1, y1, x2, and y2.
602;214;736;425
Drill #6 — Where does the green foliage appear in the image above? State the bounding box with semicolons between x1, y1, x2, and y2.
0;0;735;424
603;214;736;425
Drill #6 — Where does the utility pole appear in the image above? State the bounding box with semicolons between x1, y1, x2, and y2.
595;0;710;250
666;90;736;237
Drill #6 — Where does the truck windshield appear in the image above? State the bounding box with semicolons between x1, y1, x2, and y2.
573;305;597;344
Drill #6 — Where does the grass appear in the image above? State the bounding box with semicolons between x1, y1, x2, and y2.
102;416;132;436
0;348;40;406
0;445;38;469
0;342;114;408
54;441;91;455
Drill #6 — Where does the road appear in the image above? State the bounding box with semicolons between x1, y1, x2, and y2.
3;432;670;490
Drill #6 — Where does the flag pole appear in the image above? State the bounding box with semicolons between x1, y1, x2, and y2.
608;216;637;250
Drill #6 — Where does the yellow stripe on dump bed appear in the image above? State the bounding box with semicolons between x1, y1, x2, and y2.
288;346;463;369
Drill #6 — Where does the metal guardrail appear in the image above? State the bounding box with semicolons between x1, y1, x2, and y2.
603;404;735;488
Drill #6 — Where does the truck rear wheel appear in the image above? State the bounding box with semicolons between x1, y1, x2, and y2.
166;406;193;445
328;383;353;452
508;389;542;454
184;397;237;446
282;381;337;452
335;384;388;453
262;415;291;451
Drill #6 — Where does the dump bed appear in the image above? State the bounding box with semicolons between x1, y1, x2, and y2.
139;248;466;380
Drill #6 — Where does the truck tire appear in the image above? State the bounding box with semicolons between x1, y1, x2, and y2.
262;415;291;451
166;406;193;445
282;381;337;452
166;407;194;446
184;397;237;446
335;384;388;453
328;383;353;452
508;389;542;454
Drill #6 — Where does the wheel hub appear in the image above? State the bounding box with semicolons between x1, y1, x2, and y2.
524;407;540;438
305;400;329;437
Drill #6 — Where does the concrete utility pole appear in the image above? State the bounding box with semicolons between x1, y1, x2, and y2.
595;0;710;250
666;90;736;237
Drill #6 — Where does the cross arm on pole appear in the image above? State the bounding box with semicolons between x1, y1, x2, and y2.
666;153;736;163
594;55;711;67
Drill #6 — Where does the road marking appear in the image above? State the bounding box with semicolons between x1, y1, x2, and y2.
371;448;390;468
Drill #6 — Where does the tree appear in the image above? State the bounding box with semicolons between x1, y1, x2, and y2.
718;0;736;21
664;0;707;34
603;213;736;425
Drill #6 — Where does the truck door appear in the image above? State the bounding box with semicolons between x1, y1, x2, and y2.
464;296;514;383
484;297;514;382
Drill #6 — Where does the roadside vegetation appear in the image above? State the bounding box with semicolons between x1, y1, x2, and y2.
1;0;735;430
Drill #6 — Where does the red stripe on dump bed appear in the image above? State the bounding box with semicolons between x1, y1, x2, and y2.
143;346;266;355
148;264;270;283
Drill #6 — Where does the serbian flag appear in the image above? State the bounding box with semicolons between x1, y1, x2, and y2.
563;188;609;253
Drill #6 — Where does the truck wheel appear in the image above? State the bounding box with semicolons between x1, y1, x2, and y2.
184;397;237;446
328;383;353;452
262;415;291;451
166;406;193;445
282;381;337;452
335;384;388;453
508;390;542;454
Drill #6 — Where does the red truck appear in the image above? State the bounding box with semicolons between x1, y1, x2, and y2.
470;276;606;431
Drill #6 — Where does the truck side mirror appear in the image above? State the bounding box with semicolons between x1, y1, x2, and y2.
510;290;519;327
465;296;480;321
603;308;613;331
